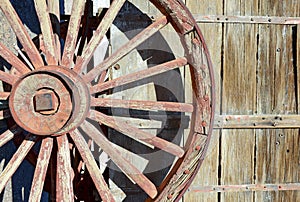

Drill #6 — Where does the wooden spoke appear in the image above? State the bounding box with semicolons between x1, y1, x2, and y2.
91;97;194;113
0;70;19;85
90;57;188;94
69;130;115;201
61;0;86;68
56;135;74;202
83;16;168;82
0;125;21;147
89;110;184;157
48;0;60;19
0;92;10;100
0;134;38;193
0;42;30;74
0;0;44;68
0;110;11;120
29;137;53;202
73;0;126;73
80;121;158;199
47;0;61;62
33;0;57;65
0;0;214;200
98;70;108;84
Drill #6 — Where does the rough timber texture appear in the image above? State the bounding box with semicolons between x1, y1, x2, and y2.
255;1;300;202
184;0;222;202
184;0;300;202
0;0;299;201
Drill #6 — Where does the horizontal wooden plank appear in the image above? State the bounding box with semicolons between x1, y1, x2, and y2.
189;183;300;193
214;115;300;129
194;15;300;25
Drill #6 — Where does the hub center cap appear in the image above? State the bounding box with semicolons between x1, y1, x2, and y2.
34;89;59;115
9;66;90;136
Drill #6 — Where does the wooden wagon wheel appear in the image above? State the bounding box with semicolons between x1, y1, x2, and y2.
0;0;215;201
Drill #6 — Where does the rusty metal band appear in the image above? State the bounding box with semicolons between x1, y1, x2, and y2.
194;15;300;25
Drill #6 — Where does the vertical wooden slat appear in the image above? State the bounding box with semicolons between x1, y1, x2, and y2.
255;1;300;201
184;0;222;201
56;135;74;202
220;0;258;202
297;25;300;113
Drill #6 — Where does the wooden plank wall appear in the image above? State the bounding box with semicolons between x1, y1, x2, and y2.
184;0;300;202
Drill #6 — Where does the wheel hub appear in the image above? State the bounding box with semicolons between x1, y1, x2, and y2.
33;89;59;115
9;66;90;136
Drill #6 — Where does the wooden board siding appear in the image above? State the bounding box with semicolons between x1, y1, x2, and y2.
220;0;257;201
298;25;300;115
255;0;300;201
183;0;300;202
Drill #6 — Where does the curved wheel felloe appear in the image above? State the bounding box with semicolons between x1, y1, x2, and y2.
0;0;215;201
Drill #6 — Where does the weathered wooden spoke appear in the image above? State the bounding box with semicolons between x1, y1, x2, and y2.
0;125;21;147
29;137;53;202
70;130;115;201
0;71;18;85
33;0;57;65
56;135;74;201
83;16;168;82
0;134;38;193
0;42;30;74
89;110;185;157
0;0;214;201
61;0;86;68
0;0;44;68
90;57;188;94
74;0;127;73
0;109;11;120
80;121;158;199
91;97;194;113
0;92;10;100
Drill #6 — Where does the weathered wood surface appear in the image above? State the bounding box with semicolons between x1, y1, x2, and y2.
219;1;258;202
255;1;300;201
0;0;298;201
184;0;222;201
184;0;300;202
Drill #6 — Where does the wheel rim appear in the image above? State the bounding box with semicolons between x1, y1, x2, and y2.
0;0;215;201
